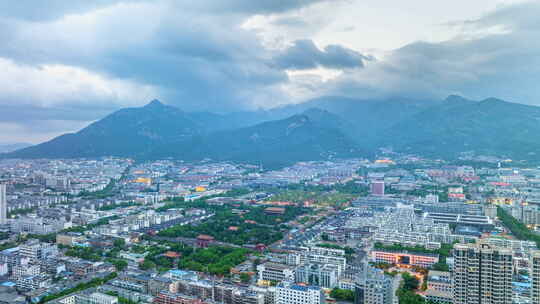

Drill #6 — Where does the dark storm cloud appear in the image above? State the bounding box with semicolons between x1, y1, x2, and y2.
0;0;344;142
274;39;371;70
0;0;297;115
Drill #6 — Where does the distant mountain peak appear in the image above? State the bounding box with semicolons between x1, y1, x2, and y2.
144;99;165;108
444;95;472;103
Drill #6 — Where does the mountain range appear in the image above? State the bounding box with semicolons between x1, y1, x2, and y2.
5;95;540;167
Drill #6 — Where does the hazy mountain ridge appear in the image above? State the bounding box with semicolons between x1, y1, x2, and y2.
143;108;362;168
381;96;540;159
6;101;362;166
5;95;540;164
10;100;208;159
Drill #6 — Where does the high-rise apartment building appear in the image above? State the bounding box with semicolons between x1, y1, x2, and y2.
453;242;513;304
354;265;393;304
0;184;7;225
532;250;540;304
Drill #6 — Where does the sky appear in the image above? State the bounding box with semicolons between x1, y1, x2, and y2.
1;0;539;143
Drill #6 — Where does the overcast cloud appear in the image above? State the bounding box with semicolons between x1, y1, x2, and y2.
0;0;539;143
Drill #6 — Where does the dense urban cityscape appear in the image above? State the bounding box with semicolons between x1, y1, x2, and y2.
3;1;540;304
0;155;537;304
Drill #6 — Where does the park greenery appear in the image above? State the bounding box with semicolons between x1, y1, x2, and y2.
179;246;250;276
498;206;540;247
139;241;250;276
374;242;452;257
330;288;354;302
157;198;308;245
396;272;426;304
139;243;180;272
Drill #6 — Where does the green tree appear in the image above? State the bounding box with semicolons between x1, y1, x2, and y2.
106;258;128;271
139;259;156;270
240;273;251;283
330;288;354;302
113;238;126;248
402;272;420;291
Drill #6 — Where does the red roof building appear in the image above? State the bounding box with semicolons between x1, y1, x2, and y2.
196;234;215;248
164;251;182;259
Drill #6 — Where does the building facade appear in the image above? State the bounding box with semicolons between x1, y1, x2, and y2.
76;292;119;304
532;250;540;304
354;266;392;304
453;242;513;304
370;250;439;268
295;263;339;288
257;263;295;283
0;184;6;225
275;282;324;304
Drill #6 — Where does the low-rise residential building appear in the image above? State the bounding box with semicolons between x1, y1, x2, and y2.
257;262;295;283
425;289;453;304
275;282;324;304
427;270;452;294
295;263;339;288
370;250;439;268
